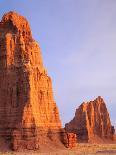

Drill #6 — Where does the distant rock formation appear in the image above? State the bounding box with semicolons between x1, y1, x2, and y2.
0;11;72;150
63;133;77;148
65;96;115;143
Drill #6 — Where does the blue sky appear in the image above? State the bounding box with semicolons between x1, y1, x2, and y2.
0;0;116;127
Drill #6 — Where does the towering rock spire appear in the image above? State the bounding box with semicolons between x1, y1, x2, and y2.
0;11;63;150
65;96;115;143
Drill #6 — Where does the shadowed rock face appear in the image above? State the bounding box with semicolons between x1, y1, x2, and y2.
0;11;65;150
65;96;115;143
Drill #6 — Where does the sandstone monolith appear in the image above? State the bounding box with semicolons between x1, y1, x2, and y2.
65;96;115;143
0;11;68;150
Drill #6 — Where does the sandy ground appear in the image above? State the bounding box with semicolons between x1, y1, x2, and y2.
0;143;116;155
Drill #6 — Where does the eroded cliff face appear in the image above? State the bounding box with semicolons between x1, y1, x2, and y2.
65;96;115;143
0;11;64;150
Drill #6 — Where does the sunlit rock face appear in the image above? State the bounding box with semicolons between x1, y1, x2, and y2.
63;133;77;148
0;11;65;150
65;96;115;143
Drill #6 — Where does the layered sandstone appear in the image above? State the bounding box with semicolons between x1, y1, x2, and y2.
0;11;66;150
63;133;77;148
65;96;115;143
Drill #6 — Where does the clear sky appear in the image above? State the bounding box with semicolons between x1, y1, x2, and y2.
0;0;116;127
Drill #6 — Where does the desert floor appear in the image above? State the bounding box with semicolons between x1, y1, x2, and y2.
0;143;116;155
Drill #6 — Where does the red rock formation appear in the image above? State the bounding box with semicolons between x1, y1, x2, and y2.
0;11;67;150
63;133;77;148
65;96;115;143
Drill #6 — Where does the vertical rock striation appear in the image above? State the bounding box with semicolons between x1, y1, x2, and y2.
64;133;77;148
0;11;65;150
65;96;115;143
